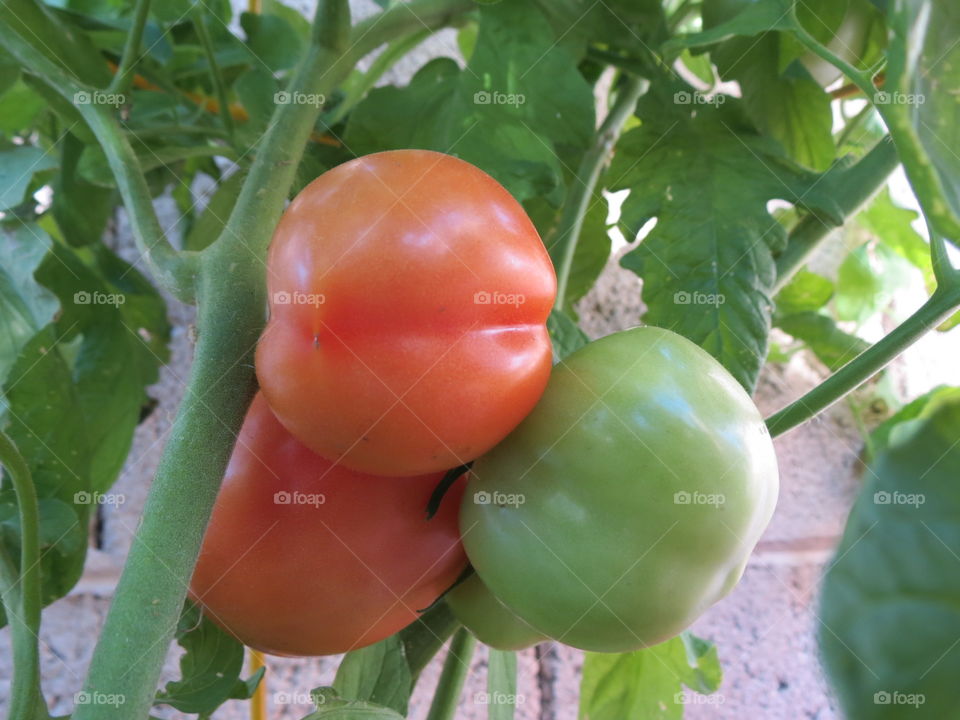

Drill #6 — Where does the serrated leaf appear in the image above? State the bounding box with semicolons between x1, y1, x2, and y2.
820;387;960;718
578;632;722;720
345;2;594;203
562;193;612;307
834;242;914;326
610;93;840;391
857;187;932;288
156;603;261;714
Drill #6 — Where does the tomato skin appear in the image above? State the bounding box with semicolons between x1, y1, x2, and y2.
256;149;556;477
460;327;779;653
189;393;467;657
445;573;546;651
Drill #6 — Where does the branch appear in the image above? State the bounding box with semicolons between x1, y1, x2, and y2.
108;0;151;95
773;137;900;294
552;75;648;311
0;432;45;720
192;8;234;142
424;629;477;720
766;282;960;437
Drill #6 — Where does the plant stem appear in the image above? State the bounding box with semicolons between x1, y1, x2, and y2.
425;629;477;720
325;27;433;126
108;0;151;95
0;432;45;720
766;284;960;438
773;137;899;294
192;9;235;142
552;75;647;311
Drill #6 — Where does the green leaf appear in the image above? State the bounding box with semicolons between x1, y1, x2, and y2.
819;387;960;718
857;187;932;289
51;132;116;247
0;79;46;136
563;193;612;307
882;0;960;244
240;10;305;72
611;91;841;391
0;224;58;385
77;142;229;187
345;1;594;203
775;268;834;315
0;145;57;211
665;0;794;56
834;242;914;325
333;636;412;716
711;32;834;171
487;649;518;720
547;309;588;362
155;603;262;714
775;311;869;371
578;632;722;720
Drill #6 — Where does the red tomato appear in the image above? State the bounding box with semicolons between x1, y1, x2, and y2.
189;393;467;657
255;149;556;476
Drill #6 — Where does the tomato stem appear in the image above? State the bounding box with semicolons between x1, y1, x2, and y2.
425;628;477;720
766;283;960;438
551;74;648;312
0;432;46;720
106;0;150;96
192;8;235;143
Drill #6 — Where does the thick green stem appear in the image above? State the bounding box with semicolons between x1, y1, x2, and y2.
773;137;900;294
400;603;461;682
552;75;647;311
108;0;151;95
192;9;235;142
766;284;960;437
0;432;45;720
425;629;477;720
67;2;474;718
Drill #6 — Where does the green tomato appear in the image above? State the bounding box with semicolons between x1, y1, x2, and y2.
460;327;779;653
445;573;546;651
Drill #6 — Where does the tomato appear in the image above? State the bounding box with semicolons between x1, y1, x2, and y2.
445;573;546;651
189;393;467;657
256;149;556;477
459;327;779;653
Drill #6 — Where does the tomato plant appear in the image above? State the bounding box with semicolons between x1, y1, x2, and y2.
189;393;467;657
256;149;556;476
0;0;959;719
